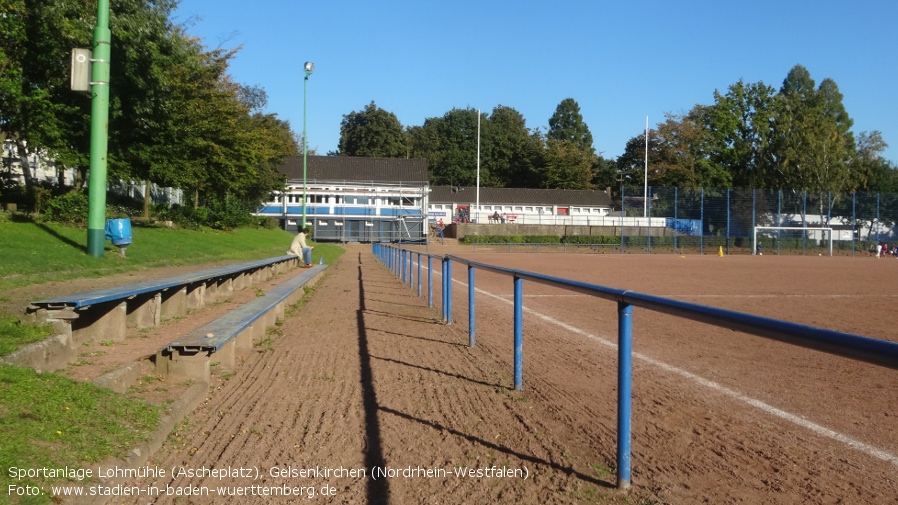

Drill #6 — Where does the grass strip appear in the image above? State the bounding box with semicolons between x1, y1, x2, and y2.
0;365;161;505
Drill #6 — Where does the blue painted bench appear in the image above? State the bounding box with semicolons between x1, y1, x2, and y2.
156;263;326;381
27;255;301;346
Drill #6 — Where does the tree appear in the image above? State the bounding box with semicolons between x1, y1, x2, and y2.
652;107;731;189
0;0;295;217
107;0;188;214
590;155;618;191
766;65;858;224
615;133;649;188
337;101;407;157
0;0;91;194
542;98;598;190
484;105;541;187
813;78;855;190
409;108;482;186
161;40;251;206
547;98;595;156
853;131;894;192
707;79;778;188
771;65;855;194
543;139;594;189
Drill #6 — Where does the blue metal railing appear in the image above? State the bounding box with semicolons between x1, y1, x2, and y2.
372;243;898;489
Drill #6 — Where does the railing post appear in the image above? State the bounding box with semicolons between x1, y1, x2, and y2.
647;186;652;254
620;185;626;253
441;256;447;321
616;301;633;490
446;256;453;325
802;190;807;255
513;275;523;390
726;188;730;255
852;192;856;256
427;256;433;308
751;189;758;255
700;187;705;255
408;250;413;288
468;264;476;347
674;186;680;255
417;252;422;298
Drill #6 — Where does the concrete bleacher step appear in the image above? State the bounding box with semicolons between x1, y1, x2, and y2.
14;256;301;374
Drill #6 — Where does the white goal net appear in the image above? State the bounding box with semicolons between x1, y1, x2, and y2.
753;226;833;256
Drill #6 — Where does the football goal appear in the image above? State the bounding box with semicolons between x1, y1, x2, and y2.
753;226;833;256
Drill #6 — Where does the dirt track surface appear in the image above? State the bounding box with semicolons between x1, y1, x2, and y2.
84;244;897;504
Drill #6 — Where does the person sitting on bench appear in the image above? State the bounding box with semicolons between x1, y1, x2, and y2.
287;227;314;267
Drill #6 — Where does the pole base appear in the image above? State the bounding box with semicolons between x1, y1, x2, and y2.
87;228;105;258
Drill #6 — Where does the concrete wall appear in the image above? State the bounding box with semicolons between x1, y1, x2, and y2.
454;223;673;240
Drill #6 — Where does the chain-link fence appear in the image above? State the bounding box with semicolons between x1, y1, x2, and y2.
619;187;898;256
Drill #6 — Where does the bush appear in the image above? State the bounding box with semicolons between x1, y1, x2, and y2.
205;195;254;230
256;216;280;229
32;186;53;215
43;191;89;227
562;235;621;245
0;178;26;208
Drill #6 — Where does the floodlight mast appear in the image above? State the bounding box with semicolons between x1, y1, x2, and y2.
302;61;314;229
644;116;648;218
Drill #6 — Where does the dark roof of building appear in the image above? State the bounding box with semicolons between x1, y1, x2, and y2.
278;155;428;184
430;186;613;207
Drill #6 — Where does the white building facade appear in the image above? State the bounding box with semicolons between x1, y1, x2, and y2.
256;156;429;243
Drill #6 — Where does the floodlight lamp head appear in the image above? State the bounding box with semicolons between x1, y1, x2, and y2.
304;61;315;76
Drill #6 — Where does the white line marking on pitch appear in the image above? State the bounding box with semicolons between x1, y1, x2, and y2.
435;273;898;467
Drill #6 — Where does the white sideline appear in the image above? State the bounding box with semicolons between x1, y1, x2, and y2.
435;273;898;467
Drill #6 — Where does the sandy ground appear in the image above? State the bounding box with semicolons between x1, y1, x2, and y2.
14;243;897;504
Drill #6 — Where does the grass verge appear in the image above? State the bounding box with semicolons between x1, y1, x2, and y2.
0;316;55;357
0;217;345;504
0;365;161;505
0;218;341;292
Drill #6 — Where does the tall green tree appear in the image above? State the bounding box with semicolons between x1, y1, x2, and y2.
0;0;294;214
769;65;857;222
707;79;778;188
337;101;407;157
409;107;481;186
484;105;541;187
650;107;731;190
543;98;597;189
852;131;894;192
771;64;855;193
162;40;249;206
547;98;595;156
590;155;618;191
0;0;91;193
233;85;297;203
615;133;647;189
812;78;855;190
107;0;185;214
543;138;593;189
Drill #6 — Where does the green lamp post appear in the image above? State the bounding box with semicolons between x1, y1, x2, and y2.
302;61;314;229
86;0;112;257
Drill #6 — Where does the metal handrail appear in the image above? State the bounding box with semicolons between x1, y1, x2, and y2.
372;243;898;490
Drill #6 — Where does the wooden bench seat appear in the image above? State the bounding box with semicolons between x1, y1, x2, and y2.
27;255;300;347
156;263;326;381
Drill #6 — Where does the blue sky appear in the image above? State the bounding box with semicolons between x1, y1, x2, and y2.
173;0;898;164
